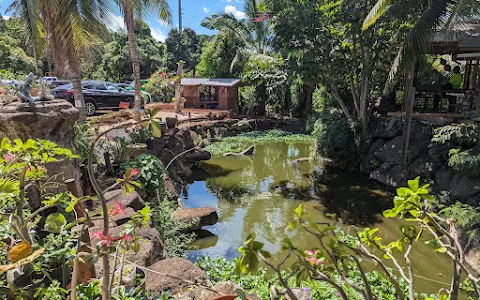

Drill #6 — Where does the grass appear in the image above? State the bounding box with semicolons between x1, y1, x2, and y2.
204;130;313;156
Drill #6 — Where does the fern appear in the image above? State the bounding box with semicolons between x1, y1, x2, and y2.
448;148;480;176
432;124;480;145
441;202;480;245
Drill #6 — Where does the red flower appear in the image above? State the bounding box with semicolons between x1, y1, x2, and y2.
92;231;113;246
110;202;126;216
128;168;140;180
3;153;15;162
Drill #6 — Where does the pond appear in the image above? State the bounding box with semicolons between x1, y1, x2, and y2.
181;142;453;295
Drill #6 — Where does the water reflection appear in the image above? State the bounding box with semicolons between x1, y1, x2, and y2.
182;142;452;294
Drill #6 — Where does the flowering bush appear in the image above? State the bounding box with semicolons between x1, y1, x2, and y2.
144;70;175;103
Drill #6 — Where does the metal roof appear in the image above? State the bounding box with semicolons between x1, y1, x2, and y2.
181;78;242;87
430;23;480;55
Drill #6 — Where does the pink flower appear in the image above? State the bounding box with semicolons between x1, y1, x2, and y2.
118;234;133;241
3;153;15;162
92;231;113;246
110;202;126;216
107;135;114;140
128;168;140;180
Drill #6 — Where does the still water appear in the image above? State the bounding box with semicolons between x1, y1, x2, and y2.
182;142;453;294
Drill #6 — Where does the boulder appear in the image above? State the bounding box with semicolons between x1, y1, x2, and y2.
449;174;480;204
368;117;403;139
406;156;436;180
166;117;178;129
374;136;402;165
370;164;406;187
110;207;136;226
105;190;145;211
173;207;218;231
360;139;385;173
466;248;480;276
194;281;241;300
145;258;208;294
435;167;454;192
428;141;454;164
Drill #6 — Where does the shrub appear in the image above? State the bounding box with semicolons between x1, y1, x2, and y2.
144;70;175;103
120;154;166;198
313;111;364;166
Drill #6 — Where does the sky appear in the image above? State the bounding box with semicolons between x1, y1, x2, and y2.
0;0;247;42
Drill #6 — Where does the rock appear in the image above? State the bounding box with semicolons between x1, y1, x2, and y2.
194;281;241;300
435;167;454;192
449;174;480;204
407;156;436;180
105;190;145;211
0;100;81;194
374;136;402;165
369;117;403;139
179;129;195;149
166;117;179;129
145;258;208;294
184;150;212;164
466;248;480;276
234;119;253;131
110;207;136;226
370;165;406;187
360;139;385;173
428;141;455;163
173;207;218;231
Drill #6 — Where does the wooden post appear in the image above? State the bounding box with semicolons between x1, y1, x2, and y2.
401;61;417;168
174;61;184;114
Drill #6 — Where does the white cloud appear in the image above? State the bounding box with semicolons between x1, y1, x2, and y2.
151;28;166;42
2;15;10;20
105;13;125;31
224;5;246;19
203;7;210;14
226;0;232;2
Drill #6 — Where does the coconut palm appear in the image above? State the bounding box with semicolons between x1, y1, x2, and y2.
363;0;480;85
202;0;270;72
115;0;171;121
8;0;108;120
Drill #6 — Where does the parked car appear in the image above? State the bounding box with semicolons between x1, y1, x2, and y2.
114;82;152;103
51;81;137;116
124;79;148;92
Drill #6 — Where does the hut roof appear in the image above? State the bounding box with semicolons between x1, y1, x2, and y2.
180;78;242;87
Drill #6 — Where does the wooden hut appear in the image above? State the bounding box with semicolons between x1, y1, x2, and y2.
181;78;242;114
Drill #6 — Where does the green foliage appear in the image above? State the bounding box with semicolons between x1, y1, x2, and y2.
441;202;480;245
313;111;364;165
120;154;166;197
152;199;195;258
165;28;202;73
432;124;480;147
144;70;175;103
83;22;167;81
127;125;152;144
74;122;98;165
196;32;245;78
204;130;312;156
0;16;35;76
34;280;68;300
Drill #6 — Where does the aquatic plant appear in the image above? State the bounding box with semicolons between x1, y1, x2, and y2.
205;130;312;156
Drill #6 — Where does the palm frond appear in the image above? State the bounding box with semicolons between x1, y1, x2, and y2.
363;0;391;30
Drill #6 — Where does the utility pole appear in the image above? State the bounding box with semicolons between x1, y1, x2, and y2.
178;0;183;33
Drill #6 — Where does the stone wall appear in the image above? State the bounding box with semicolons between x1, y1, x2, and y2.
362;117;480;205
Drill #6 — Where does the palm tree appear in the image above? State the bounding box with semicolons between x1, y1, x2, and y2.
8;0;108;120
363;0;480;85
202;0;270;71
115;0;171;121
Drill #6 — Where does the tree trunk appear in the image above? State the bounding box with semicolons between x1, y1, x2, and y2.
400;60;417;168
71;73;86;120
124;7;142;121
303;82;314;118
330;83;355;123
174;61;184;113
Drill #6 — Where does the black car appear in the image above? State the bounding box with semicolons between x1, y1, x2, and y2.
51;81;135;116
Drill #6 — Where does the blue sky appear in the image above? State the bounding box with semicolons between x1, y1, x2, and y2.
0;0;247;42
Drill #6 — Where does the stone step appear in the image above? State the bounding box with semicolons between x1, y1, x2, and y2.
173;207;218;231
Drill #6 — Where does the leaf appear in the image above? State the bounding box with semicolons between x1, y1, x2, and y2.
245;233;256;245
8;241;32;263
148;107;161;118
1;248;45;273
151;122;162;138
45;213;67;233
435;247;447;253
383;209;398;218
408;177;420;192
397;187;410;197
252;241;264;251
294;204;304;219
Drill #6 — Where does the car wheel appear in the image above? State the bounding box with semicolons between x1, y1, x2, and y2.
85;99;96;116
